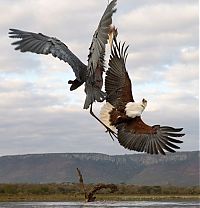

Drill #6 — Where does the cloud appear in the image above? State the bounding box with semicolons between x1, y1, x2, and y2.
117;2;197;38
0;0;198;156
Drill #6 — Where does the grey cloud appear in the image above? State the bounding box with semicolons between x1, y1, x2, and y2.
0;98;197;156
0;106;130;156
116;2;197;56
118;2;197;32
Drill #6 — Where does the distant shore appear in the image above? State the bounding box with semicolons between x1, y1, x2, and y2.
0;183;199;202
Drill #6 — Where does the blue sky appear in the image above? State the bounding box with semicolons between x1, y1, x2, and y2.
0;0;198;156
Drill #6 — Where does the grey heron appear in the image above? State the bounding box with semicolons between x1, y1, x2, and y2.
9;0;118;138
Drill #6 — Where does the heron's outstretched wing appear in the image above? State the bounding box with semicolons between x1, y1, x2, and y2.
116;117;184;155
87;0;117;78
106;38;134;108
9;29;86;82
84;0;117;109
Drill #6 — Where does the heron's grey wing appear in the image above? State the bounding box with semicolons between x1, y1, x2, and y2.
87;0;117;78
83;0;117;109
9;29;86;82
116;117;184;155
106;38;134;108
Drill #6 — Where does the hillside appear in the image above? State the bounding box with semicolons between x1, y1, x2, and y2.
0;151;199;186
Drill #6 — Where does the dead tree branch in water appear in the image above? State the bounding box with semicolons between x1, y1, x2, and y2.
76;168;88;199
87;183;118;202
76;168;118;202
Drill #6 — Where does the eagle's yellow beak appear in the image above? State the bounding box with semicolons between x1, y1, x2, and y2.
142;98;147;108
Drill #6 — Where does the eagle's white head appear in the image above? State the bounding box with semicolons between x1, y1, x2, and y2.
125;98;147;118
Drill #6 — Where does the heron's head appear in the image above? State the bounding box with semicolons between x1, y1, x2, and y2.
142;98;147;108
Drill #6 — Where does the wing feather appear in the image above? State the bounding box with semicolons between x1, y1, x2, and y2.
83;0;117;109
164;132;185;137
106;38;133;107
153;140;159;154
116;117;184;155
167;137;183;143
87;0;117;78
9;28;86;82
160;126;183;132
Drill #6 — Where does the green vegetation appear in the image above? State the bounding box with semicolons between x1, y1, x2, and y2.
0;183;199;202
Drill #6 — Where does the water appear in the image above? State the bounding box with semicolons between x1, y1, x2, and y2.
0;201;199;208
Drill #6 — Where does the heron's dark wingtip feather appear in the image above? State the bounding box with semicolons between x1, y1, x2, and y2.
8;29;21;38
8;28;15;34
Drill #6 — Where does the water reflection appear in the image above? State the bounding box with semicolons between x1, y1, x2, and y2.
0;201;199;208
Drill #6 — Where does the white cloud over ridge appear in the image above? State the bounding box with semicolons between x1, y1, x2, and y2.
0;0;198;156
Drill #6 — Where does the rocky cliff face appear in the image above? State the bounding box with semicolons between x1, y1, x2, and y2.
0;151;199;186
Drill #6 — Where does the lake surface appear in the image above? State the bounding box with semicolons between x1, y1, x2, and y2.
0;201;199;208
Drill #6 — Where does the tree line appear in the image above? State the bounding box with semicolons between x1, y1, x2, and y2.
0;183;199;195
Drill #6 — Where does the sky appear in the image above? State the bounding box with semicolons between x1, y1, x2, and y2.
0;0;198;156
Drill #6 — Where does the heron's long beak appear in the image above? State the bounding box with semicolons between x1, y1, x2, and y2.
108;25;118;48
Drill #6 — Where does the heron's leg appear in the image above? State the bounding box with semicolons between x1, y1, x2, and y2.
89;104;117;141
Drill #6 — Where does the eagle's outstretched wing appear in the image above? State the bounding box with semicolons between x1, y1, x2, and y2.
105;38;184;155
84;0;117;109
9;29;87;84
106;38;133;108
116;117;184;155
